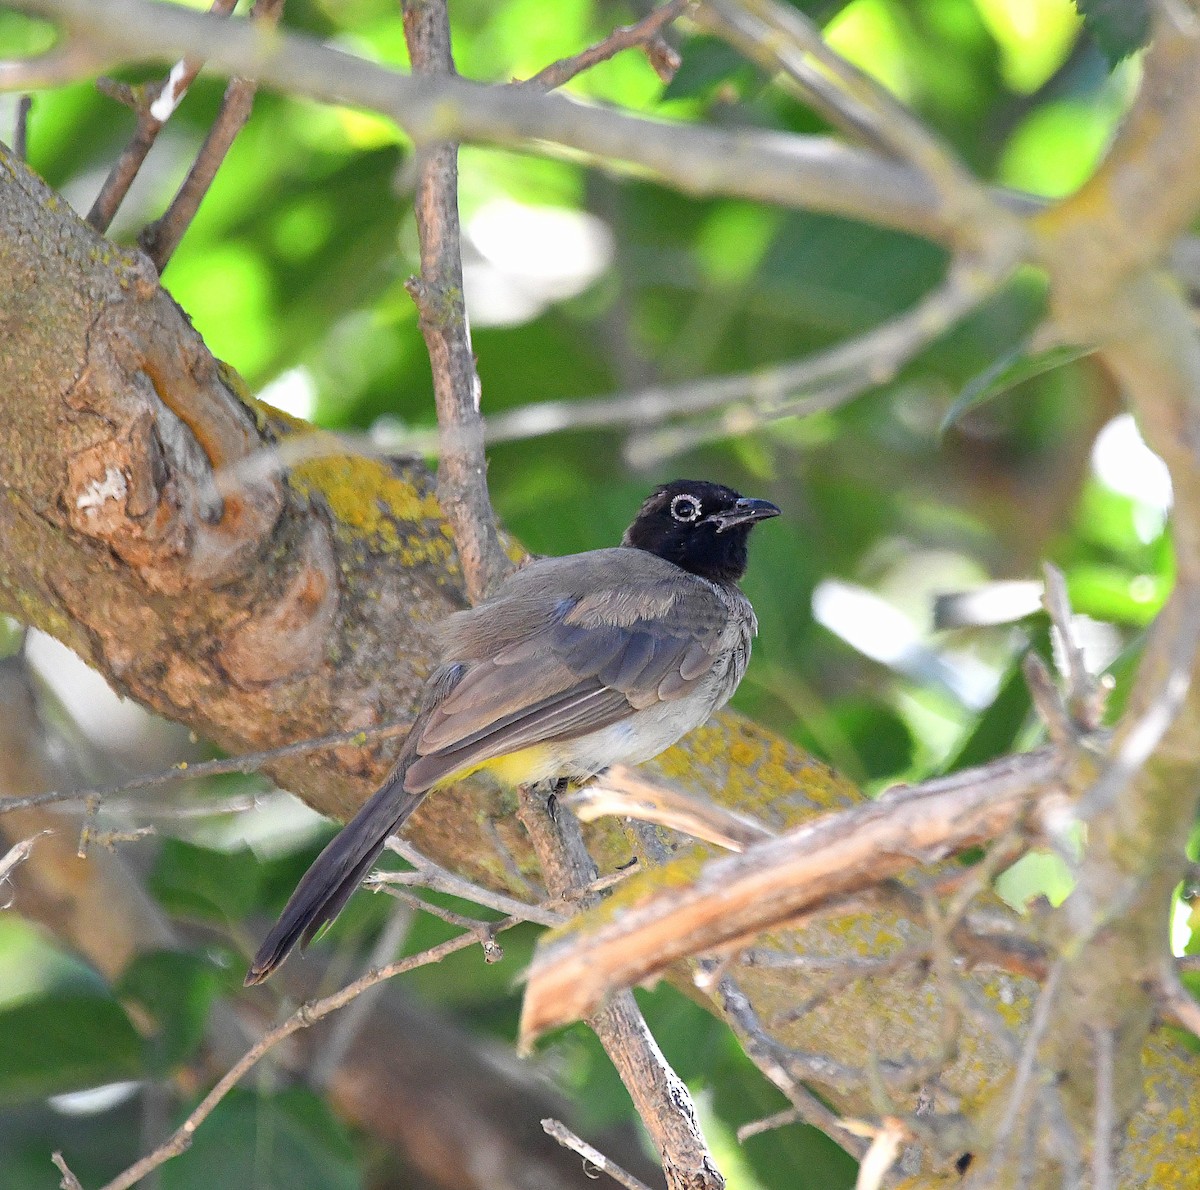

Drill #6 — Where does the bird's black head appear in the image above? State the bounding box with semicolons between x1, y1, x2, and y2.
622;479;780;584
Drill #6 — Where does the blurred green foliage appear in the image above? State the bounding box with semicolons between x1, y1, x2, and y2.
0;0;1181;1186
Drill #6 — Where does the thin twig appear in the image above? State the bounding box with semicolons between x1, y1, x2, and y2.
521;0;687;91
0;716;412;816
91;916;524;1190
378;836;564;925
309;898;415;1088
0;830;49;898
374;250;1002;470
541;1118;654;1190
51;1152;83;1190
703;0;995;230
87;0;239;232
718;975;871;1160
1023;651;1074;747
978;961;1063;1183
1157;963;1200;1035
372;884;506;953
138;0;284;270
402;0;508;606
13;95;31;160
624;252;1013;466
1080;587;1200;820
1092;1027;1115;1190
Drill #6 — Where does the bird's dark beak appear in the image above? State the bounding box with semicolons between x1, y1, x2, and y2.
707;497;781;533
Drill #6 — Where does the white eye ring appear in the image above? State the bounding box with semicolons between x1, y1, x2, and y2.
670;494;702;523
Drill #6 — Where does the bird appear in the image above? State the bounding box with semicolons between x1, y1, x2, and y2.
245;479;780;985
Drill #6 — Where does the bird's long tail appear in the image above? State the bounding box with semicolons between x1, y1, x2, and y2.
245;756;426;986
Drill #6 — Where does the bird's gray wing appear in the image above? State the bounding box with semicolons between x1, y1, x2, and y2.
402;548;743;792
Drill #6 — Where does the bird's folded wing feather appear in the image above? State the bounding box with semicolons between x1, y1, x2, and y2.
402;549;738;792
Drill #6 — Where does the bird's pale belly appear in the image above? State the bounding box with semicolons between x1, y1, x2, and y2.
444;692;725;790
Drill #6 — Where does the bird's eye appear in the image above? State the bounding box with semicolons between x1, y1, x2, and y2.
670;494;702;523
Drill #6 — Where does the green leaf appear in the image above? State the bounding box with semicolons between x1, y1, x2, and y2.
941;341;1093;435
162;1087;362;1190
0;993;143;1104
827;698;914;780
115;950;225;1074
1073;0;1150;64
1066;563;1168;627
148;839;264;925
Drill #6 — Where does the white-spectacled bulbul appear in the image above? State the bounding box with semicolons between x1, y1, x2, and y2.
246;479;779;984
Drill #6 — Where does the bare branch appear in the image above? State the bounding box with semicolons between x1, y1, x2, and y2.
541;1118;655;1190
520;0;688;91
308;899;415;1088
569;762;775;852
1157;963;1200;1036
0;716;411;816
973;962;1063;1186
718;976;871;1160
1080;587;1200;821
0;38;102;89
517;782;725;1190
13;95;31;160
51;1152;83;1190
86;0;239;233
402;0;508;605
90;917;526;1190
467;250;1015;466
138;0;284;270
378;836;565;926
624;252;1015;466
521;748;1061;1041
0;830;49;902
700;0;1015;245
2;0;972;247
1092;1027;1116;1190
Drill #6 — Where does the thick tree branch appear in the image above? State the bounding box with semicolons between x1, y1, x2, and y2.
1;0;966;246
520;749;1061;1040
